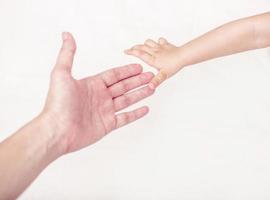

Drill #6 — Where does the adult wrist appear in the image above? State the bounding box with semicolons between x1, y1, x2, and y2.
36;112;67;160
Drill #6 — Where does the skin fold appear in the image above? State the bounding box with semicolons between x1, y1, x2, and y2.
0;32;155;199
125;12;270;89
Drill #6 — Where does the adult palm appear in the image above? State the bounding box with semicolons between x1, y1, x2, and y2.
44;33;154;154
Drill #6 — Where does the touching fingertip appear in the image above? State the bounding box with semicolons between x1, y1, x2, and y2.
146;72;155;79
148;82;156;90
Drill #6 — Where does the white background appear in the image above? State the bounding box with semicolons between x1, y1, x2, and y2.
1;0;270;199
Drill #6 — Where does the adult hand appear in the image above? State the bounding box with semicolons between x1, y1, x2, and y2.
44;32;155;155
0;32;155;199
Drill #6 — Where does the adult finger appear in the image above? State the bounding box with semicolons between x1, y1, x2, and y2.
109;72;154;98
99;64;143;86
115;106;149;129
114;86;154;112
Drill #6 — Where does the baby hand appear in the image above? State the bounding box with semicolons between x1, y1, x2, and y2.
125;38;183;89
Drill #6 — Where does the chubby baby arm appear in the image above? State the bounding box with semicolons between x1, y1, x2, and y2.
125;12;270;89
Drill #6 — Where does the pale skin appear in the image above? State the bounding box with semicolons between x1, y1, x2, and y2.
125;12;270;89
0;32;155;199
2;12;270;200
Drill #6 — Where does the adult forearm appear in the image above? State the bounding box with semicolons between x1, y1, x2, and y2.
0;114;62;199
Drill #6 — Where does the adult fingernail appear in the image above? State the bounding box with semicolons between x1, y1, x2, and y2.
149;82;156;90
62;32;69;41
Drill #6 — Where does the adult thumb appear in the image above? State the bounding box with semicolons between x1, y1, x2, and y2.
54;32;77;73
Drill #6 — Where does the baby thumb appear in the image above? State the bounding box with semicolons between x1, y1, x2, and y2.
149;69;168;89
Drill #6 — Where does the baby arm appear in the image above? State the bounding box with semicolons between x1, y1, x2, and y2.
125;12;270;88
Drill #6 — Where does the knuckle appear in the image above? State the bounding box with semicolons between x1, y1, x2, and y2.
145;39;150;43
66;48;76;56
130;112;136;121
123;95;131;105
61;43;76;54
50;68;62;78
112;68;121;81
125;113;131;122
138;74;145;83
51;68;70;80
120;81;129;93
